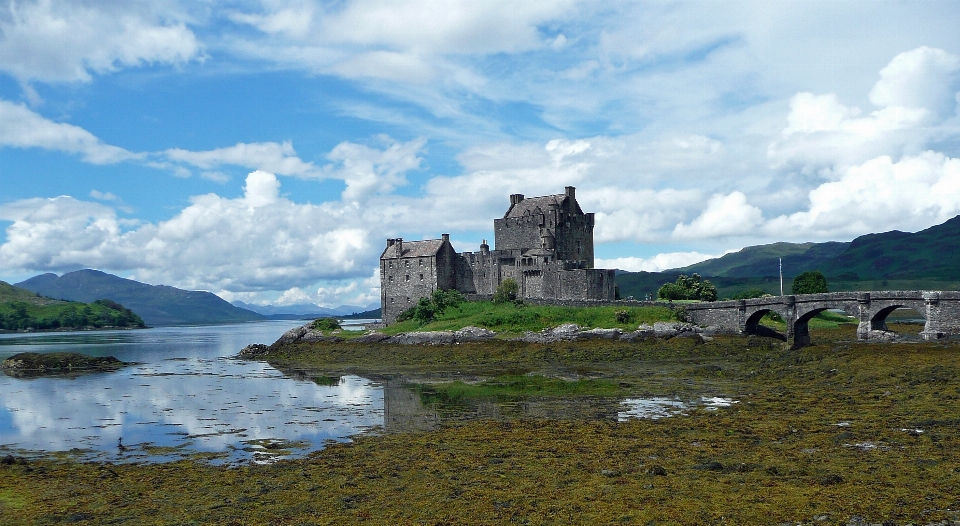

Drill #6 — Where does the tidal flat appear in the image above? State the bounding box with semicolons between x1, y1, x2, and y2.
2;325;960;525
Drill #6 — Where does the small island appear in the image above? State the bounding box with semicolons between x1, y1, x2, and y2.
1;352;131;378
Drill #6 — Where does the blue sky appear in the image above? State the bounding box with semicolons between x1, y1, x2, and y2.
2;1;960;309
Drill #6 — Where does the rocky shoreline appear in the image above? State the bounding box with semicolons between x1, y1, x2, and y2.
238;321;734;358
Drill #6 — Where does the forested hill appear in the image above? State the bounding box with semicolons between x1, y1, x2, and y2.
0;281;145;331
616;214;960;300
16;270;263;326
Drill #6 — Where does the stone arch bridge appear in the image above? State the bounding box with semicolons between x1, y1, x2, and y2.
685;291;960;347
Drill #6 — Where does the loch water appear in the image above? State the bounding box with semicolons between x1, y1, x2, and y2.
0;321;718;465
0;321;383;464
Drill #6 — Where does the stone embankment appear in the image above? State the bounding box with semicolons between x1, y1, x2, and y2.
238;321;734;358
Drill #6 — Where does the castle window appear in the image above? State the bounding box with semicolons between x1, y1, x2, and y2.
389;261;393;268
388;276;393;282
405;275;410;281
420;274;424;280
390;298;394;303
419;259;423;266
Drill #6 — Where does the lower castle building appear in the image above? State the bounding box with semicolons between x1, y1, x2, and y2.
380;187;616;324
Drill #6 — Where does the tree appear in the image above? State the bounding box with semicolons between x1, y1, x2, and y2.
493;278;520;303
657;274;717;302
792;270;828;294
732;288;770;300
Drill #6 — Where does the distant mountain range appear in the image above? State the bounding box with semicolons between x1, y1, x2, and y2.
16;270;263;326
617;215;960;299
231;301;379;318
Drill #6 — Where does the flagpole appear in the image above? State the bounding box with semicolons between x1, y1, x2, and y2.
779;257;784;296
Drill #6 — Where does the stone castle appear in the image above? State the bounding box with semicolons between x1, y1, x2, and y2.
380;186;616;324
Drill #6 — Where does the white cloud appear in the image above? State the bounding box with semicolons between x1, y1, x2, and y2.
0;99;138;163
596;252;719;273
0;0;201;84
764;151;960;240
327;136;426;202
672;192;764;240
0;172;375;295
164;141;321;178
869;46;960;119
768;47;960;174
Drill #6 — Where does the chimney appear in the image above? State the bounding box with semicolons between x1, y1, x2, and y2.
510;193;525;206
396;238;403;255
565;186;575;199
441;233;450;243
480;239;489;254
386;238;395;247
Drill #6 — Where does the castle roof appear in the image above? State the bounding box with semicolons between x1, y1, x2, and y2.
380;238;445;259
503;193;582;218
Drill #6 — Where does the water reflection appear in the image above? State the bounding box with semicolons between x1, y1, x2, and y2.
1;322;735;464
0;322;383;464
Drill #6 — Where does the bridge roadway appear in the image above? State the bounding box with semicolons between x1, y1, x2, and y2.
684;291;960;347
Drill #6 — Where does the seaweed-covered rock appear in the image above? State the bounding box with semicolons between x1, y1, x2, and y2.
273;323;343;345
1;352;129;378
238;343;270;358
578;328;623;340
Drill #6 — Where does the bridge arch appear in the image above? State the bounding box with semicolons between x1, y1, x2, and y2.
743;307;789;341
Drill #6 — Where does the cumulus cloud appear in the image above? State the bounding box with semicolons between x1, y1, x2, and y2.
164;141;321;178
327;136;426;202
0;172;375;294
0;0;201;84
0;99;138;163
764;151;960;239
768;47;960;174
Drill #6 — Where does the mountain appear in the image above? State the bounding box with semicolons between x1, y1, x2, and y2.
0;281;62;306
231;301;376;317
678;241;850;278
16;270;263;326
616;214;960;299
1;280;146;331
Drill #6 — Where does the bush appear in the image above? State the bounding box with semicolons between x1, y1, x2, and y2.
312;317;341;331
493;278;520;304
792;271;828;295
615;310;631;323
732;288;770;300
657;274;717;302
407;289;466;325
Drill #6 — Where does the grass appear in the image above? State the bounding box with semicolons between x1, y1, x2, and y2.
381;301;678;335
6;328;960;524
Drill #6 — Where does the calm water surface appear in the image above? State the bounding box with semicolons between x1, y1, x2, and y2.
0;321;718;464
0;321;382;464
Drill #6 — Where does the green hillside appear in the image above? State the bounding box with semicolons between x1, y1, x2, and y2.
16;270;263;326
0;281;145;331
617;214;960;299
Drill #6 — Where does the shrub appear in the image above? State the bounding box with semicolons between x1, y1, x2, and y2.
615;310;631;323
792;271;828;295
657;274;717;302
732;288;769;300
312;317;341;331
493;278;520;304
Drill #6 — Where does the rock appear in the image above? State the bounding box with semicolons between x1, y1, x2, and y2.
674;332;705;343
387;331;456;345
238;344;269;358
1;352;129;378
578;328;623;340
352;331;391;344
653;322;699;338
600;469;619;477
454;326;496;341
272;323;342;345
544;323;581;339
868;330;899;341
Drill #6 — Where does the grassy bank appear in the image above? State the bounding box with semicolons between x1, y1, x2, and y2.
4;329;960;524
380;301;678;336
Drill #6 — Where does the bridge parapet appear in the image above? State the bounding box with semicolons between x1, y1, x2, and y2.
685;290;960;347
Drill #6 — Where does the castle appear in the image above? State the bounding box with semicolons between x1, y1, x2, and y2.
380;187;616;324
